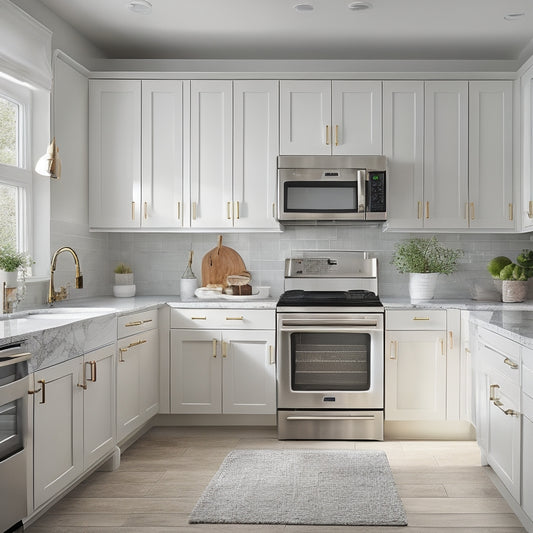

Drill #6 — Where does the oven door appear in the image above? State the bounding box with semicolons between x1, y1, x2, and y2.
276;313;383;409
277;168;366;221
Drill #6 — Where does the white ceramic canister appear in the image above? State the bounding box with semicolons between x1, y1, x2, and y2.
180;277;198;300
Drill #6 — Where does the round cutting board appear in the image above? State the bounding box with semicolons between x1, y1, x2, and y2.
201;235;248;287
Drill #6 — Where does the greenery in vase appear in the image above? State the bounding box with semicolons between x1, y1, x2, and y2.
487;249;533;281
0;245;32;272
391;236;463;275
114;263;133;274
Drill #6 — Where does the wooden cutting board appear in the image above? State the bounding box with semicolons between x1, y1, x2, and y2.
201;235;248;287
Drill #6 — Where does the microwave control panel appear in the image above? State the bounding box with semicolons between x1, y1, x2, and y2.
366;171;386;213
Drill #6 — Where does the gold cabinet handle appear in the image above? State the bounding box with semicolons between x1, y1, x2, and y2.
131;201;135;221
125;321;143;327
425;201;429;219
192;202;197;220
417;201;422;219
325;124;330;146
142;319;152;324
236;201;240;220
470;202;475;220
269;345;275;365
28;384;43;398
222;341;228;358
335;124;339;146
89;360;97;383
119;339;147;359
493;399;518;417
225;316;244;321
119;347;127;363
448;331;454;350
227;201;232;220
177;201;181;220
144;201;148;219
212;338;217;358
440;338;445;356
529;201;533;219
509;203;513;221
191;316;207;320
466;202;469;221
389;340;398;360
38;379;46;403
489;383;500;401
503;357;519;369
413;317;430;321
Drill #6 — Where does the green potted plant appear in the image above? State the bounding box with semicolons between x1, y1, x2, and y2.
487;250;533;302
114;263;134;285
391;236;463;302
0;245;32;287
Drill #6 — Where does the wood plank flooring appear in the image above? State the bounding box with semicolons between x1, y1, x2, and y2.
26;427;526;532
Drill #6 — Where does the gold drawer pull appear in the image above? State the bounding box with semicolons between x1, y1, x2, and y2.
212;338;217;358
222;341;228;358
503;357;518;369
493;399;518;417
225;316;244;321
448;331;454;350
191;316;207;320
128;339;147;349
412;317;430;321
125;321;143;327
269;345;275;365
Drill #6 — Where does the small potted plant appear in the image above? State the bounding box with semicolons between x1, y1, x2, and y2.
114;263;134;285
488;250;533;302
0;245;32;288
391;236;463;302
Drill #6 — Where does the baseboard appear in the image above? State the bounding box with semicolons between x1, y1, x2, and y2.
384;420;476;440
153;413;277;427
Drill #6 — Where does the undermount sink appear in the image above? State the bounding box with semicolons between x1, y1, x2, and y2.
28;307;113;319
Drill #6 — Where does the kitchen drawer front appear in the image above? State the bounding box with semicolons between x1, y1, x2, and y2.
171;308;274;330
386;310;446;330
478;328;520;385
118;310;158;338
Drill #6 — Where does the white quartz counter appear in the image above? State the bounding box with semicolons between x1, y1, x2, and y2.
382;297;533;311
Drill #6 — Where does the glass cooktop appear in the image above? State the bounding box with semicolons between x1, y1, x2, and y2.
277;289;382;307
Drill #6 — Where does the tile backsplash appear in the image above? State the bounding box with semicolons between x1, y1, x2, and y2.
38;223;533;302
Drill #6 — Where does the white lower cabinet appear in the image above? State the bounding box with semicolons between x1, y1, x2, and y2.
385;309;462;421
117;327;159;442
170;308;276;415
33;344;116;509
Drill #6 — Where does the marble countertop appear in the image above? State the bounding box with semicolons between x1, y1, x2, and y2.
469;310;533;348
382;297;533;311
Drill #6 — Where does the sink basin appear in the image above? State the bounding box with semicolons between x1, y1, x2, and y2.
27;307;114;321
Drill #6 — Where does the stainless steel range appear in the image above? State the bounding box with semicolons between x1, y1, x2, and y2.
276;251;384;440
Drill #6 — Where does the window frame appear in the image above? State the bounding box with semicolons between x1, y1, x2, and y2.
0;76;32;255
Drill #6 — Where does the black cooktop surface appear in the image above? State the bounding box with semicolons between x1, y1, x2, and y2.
277;289;382;307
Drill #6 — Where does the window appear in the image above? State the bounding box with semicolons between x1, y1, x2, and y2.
0;79;31;254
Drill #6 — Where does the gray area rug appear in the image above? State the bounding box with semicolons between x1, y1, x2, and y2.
189;449;408;526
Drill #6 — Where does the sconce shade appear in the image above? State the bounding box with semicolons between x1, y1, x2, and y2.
35;137;61;179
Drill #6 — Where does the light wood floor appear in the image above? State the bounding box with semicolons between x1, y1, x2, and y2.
26;426;526;532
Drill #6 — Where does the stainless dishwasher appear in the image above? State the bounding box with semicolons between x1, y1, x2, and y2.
0;343;31;532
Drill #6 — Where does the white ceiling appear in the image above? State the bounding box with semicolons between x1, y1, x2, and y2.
37;0;533;63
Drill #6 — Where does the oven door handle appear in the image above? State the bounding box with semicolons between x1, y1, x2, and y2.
286;415;376;421
279;325;381;333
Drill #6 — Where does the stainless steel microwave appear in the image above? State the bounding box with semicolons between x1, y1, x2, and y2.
277;155;387;222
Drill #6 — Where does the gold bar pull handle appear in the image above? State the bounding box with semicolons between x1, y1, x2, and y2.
269;345;275;365
142;319;153;324
125;321;143;327
448;331;454;350
37;379;46;403
440;338;445;356
131;201;135;221
489;383;500;401
272;203;276;218
493;399;518;417
225;316;244;321
509;203;514;221
89;361;97;383
191;316;207;320
227;202;232;220
413;317;430;321
325;124;330;146
212;339;217;358
177;201;181;220
236;201;240;220
529;201;533;219
425;201;429;219
417;201;422;219
118;347;127;363
503;357;519;369
192;202;197;220
466;202;469;220
470;202;475;220
144;201;148;219
335;124;339;146
222;341;227;358
389;340;397;360
77;363;87;389
128;339;147;349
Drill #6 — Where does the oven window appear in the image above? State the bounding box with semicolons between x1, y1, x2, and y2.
285;181;357;212
290;332;370;391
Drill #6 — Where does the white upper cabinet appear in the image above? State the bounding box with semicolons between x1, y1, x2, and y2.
233;80;279;229
190;80;233;228
520;64;533;231
468;81;514;230
383;81;424;229
90;79;187;230
424;81;469;229
280;80;382;155
280;80;331;155
89;80;141;228
141;80;187;228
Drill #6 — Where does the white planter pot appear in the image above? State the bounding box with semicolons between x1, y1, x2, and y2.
115;273;134;286
409;272;439;302
501;280;528;303
0;269;18;288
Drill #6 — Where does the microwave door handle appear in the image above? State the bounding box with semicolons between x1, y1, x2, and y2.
357;170;366;213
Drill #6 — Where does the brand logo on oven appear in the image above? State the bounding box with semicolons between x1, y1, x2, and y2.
323;396;336;402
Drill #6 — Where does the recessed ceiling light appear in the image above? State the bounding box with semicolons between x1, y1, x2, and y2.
127;0;152;15
348;1;373;11
294;3;315;12
504;12;525;21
